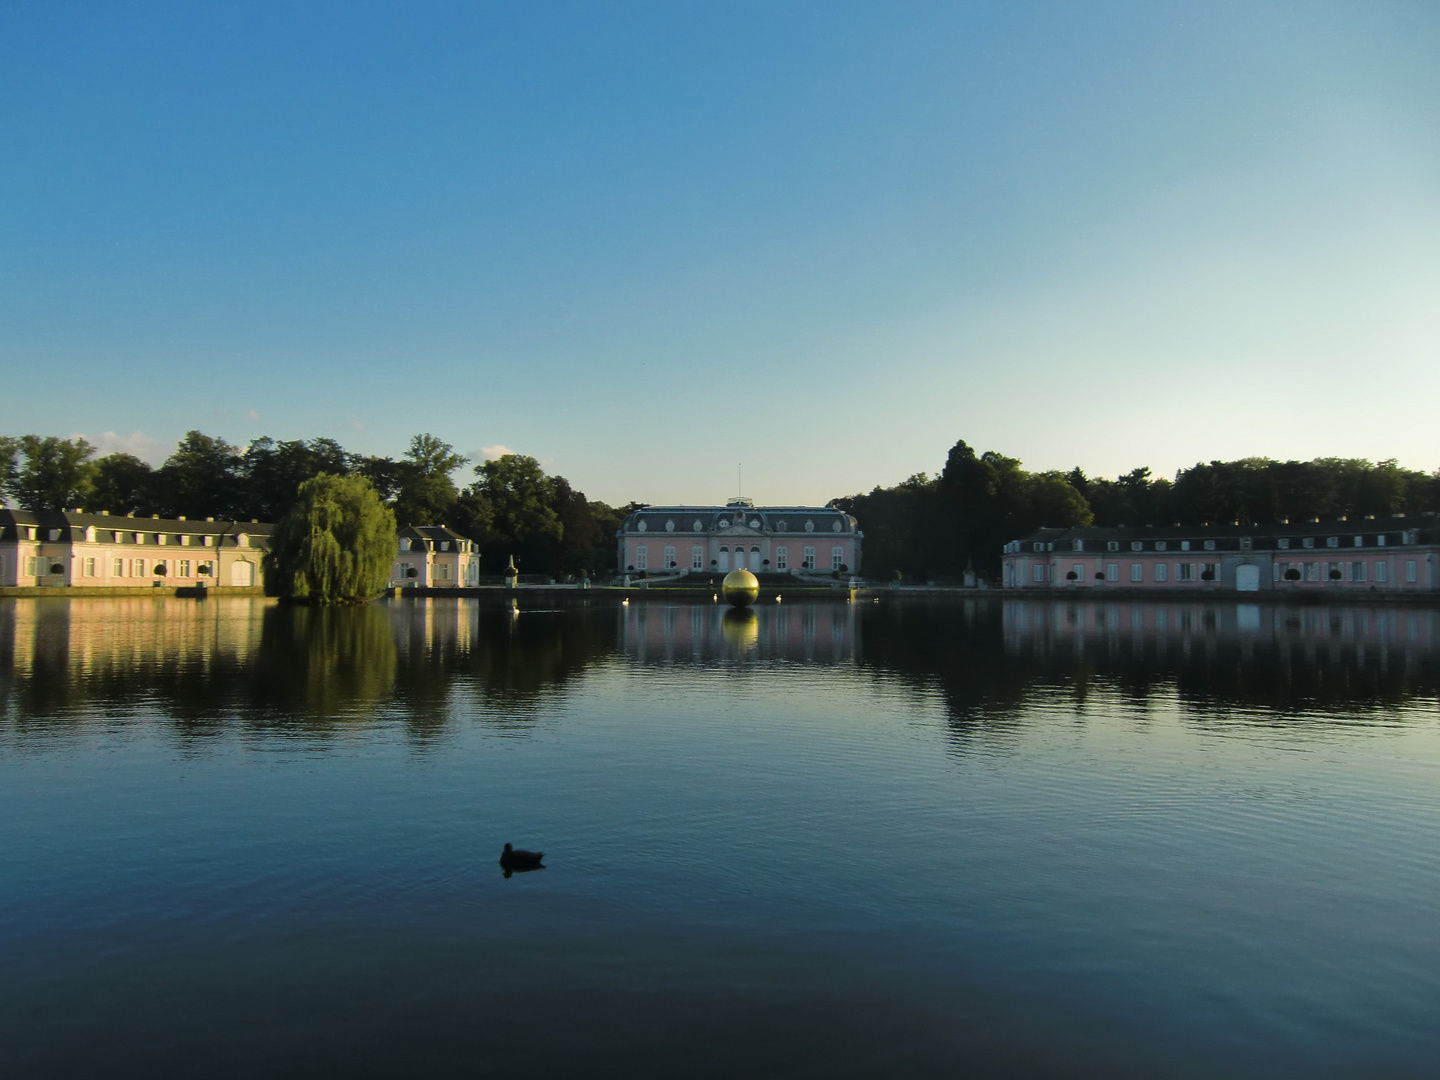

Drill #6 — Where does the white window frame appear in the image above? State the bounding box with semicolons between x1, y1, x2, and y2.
803;545;816;569
1106;562;1118;581
776;546;788;570
1376;562;1388;583
832;546;844;570
1130;563;1143;582
113;558;125;577
664;544;676;568
1033;564;1045;583
634;546;648;570
691;546;704;570
1406;560;1417;583
1155;563;1168;582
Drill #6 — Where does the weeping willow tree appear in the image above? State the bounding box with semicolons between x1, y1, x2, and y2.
265;473;398;603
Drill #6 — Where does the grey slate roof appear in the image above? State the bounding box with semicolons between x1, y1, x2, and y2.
620;504;860;535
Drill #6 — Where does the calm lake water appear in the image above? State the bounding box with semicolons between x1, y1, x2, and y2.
2;594;1438;1078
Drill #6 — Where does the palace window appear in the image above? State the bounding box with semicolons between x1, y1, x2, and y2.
1176;563;1194;581
1352;561;1366;582
1203;540;1215;551
1074;540;1084;552
805;521;815;533
776;521;786;531
1180;541;1190;551
775;546;788;570
1376;562;1388;583
1240;537;1253;550
1106;563;1119;581
832;546;844;570
25;556;38;576
1033;565;1045;582
693;520;703;532
132;559;146;577
634;546;647;570
1107;541;1119;552
692;546;704;570
1155;564;1168;582
1033;542;1044;552
1155;541;1167;552
1131;541;1142;552
665;521;675;532
178;560;191;578
1406;560;1418;583
113;558;125;577
1305;563;1319;581
1327;537;1338;548
1353;536;1364;547
434;563;450;580
84;558;97;577
1303;537;1315;549
1278;538;1289;549
1130;563;1143;582
803;545;816;569
664;545;676;568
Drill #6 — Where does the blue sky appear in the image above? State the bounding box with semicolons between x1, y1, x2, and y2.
2;1;1437;506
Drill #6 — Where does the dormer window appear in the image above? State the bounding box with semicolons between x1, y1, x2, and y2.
1203;540;1215;551
637;520;648;532
805;520;815;532
1131;541;1142;551
693;520;703;532
440;541;449;551
1107;541;1119;551
1033;542;1044;552
1303;537;1314;548
1353;536;1363;547
1240;537;1252;550
665;520;675;532
1378;535;1387;546
776;521;786;531
1326;537;1338;548
1073;540;1084;552
1155;541;1167;552
1180;541;1190;551
1278;538;1289;549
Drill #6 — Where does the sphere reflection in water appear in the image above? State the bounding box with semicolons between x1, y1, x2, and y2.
721;568;759;607
721;608;759;653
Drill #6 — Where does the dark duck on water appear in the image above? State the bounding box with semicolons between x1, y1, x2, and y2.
500;843;545;877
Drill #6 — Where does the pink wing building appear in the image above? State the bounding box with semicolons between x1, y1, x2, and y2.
1002;517;1439;593
617;498;862;579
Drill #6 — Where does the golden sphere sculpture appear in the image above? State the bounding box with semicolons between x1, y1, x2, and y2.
721;568;760;608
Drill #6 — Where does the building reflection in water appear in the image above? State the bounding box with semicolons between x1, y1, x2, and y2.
1001;598;1440;714
619;601;858;666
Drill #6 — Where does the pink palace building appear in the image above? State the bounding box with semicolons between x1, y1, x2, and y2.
1002;516;1440;594
617;498;862;578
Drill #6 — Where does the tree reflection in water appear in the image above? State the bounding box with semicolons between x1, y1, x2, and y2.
3;596;1438;749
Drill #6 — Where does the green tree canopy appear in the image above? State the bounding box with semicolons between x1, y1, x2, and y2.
7;435;97;510
154;431;244;519
390;433;467;526
264;473;398;604
89;453;158;516
240;436;351;522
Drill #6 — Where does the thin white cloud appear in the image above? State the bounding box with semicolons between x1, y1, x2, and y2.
474;444;517;461
77;430;167;465
246;408;261;421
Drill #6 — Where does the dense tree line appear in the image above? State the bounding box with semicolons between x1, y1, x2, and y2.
0;431;622;577
833;441;1440;581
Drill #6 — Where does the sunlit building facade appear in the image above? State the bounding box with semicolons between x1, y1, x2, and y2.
0;508;271;588
617;499;862;577
1001;517;1440;593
